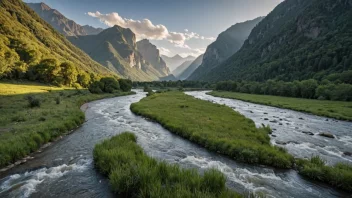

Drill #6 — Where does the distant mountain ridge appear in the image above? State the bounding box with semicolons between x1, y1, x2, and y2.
178;54;204;80
193;0;352;82
68;25;169;81
27;2;103;36
172;60;193;78
188;17;263;80
161;54;196;72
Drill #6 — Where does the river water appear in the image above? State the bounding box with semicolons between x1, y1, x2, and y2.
0;90;351;198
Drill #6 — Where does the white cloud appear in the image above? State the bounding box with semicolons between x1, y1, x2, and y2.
158;47;171;56
88;11;215;46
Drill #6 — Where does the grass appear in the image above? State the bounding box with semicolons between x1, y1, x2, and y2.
296;156;352;192
208;91;352;121
130;91;293;168
0;82;134;168
93;132;241;197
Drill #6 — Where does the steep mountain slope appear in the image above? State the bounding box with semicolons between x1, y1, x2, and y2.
178;54;204;80
172;60;193;78
188;17;263;80
82;25;104;35
27;2;88;36
137;39;170;76
68;25;167;81
161;54;196;71
196;0;352;82
0;0;113;80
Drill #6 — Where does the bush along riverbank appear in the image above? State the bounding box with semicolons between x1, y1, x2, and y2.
208;91;352;121
93;132;241;197
296;156;352;192
130;91;294;168
0;82;134;169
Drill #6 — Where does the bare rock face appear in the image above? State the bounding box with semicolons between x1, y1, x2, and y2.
137;39;170;76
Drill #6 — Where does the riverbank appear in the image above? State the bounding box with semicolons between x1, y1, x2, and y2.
0;82;134;169
130;91;293;168
93;132;241;197
208;91;352;121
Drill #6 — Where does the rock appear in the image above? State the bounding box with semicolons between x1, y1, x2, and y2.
276;140;287;145
343;152;352;156
250;111;254;113
271;135;277;137
302;131;314;136
270;120;278;123
287;141;299;144
264;113;268;115
325;119;329;121
279;123;283;125
299;117;304;120
264;118;269;120
319;132;335;139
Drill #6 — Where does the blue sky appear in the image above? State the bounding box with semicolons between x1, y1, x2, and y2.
24;0;282;57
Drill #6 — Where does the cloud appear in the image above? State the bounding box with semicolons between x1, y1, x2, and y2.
88;11;215;45
158;47;171;56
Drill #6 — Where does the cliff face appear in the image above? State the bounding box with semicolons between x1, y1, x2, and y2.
188;17;263;80
194;0;352;82
68;25;168;81
137;39;170;76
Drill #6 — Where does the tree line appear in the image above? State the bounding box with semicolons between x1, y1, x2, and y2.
215;78;352;101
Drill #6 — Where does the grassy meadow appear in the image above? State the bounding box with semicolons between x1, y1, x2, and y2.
296;156;352;192
93;132;241;197
0;82;133;168
208;91;352;121
130;91;293;168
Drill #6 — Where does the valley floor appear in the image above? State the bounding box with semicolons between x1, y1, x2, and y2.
0;81;134;169
208;91;352;121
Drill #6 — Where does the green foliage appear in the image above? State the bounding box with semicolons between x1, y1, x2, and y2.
88;81;104;94
0;0;114;85
25;95;40;108
297;156;352;192
118;79;132;92
93;132;241;197
214;78;352;101
0;82;134;168
89;77;124;94
130;92;293;168
208;91;352;121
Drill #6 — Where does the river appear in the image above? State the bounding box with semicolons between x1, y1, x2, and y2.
0;90;351;198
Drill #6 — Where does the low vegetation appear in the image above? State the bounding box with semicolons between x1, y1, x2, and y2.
88;77;132;94
0;82;133;168
296;156;352;192
130;91;293;168
93;132;241;197
208;91;352;121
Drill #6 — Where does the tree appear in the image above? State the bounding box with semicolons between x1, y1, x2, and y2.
34;58;60;83
300;79;318;99
77;73;90;88
100;77;120;93
118;79;132;92
88;81;104;94
60;62;77;86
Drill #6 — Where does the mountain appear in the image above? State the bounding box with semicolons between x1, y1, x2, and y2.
82;25;104;35
0;0;113;81
193;0;352;82
68;25;168;81
188;17;263;80
178;54;204;80
27;2;88;36
172;60;193;78
161;54;196;71
136;39;170;76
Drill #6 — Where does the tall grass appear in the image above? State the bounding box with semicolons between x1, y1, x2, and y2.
93;132;241;197
0;82;134;168
296;156;352;192
130;91;293;168
208;91;352;121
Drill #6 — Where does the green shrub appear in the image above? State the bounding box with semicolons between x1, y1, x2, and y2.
25;95;40;107
118;79;132;92
94;132;241;197
55;96;60;104
88;81;104;94
100;77;120;93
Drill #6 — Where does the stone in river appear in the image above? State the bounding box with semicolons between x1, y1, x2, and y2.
343;152;352;156
302;131;314;136
319;132;335;139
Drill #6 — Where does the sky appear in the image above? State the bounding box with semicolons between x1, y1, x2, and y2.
24;0;282;57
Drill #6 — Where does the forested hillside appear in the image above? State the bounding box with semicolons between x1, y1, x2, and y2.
0;0;114;87
196;0;352;82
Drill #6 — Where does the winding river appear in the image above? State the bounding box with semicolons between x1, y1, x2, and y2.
0;90;351;198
